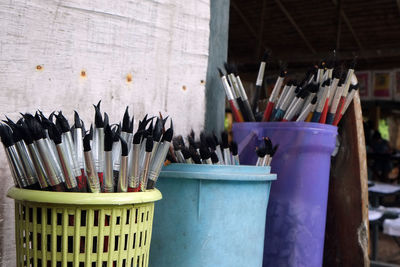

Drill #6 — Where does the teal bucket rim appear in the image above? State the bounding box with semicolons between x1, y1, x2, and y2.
159;164;276;182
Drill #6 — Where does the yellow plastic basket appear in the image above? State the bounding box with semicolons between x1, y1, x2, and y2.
7;187;162;267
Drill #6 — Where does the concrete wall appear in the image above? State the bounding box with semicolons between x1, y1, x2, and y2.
0;0;230;264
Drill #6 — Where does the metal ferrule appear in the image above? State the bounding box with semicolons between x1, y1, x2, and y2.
140;152;152;191
104;151;114;192
233;155;240;165
276;85;289;109
84;151;100;193
301;93;316;115
286;96;299;116
236;76;248;100
262;155;270;166
35;139;63;186
256;157;263;166
27;143;49;188
223;148;231;165
215;146;225;164
56;143;77;189
256;62;266;86
127;133;133;152
147;141;170;185
185;158;194;164
267;157;272;166
112;141;121;171
15;141;38;185
128;143;140;188
202;158;212;165
62;133;80;177
5;148;19;187
221;76;235;100
285;98;304;121
74;128;85;169
5;146;28;188
44;138;65;183
316;86;330;112
229;74;241;98
139;138;147;172
281;85;297;110
150;141;160;166
175;150;185;163
296;103;314;122
270;77;284;102
118;156;128;192
93;127;104;172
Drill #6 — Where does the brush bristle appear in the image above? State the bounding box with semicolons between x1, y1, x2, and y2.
145;136;153;152
231;142;238;155
311;96;318;105
161;127;173;142
199;146;211;160
271;144;279;157
211;152;219;163
56;112;70;133
261;50;270;62
122;106;130;132
120;136;129;156
103;113;109;128
83;134;92;152
218;68;224;77
189;146;201;164
93;105;104;128
112;124;121;142
0;124;15;147
206;135;216;150
153;118;163;142
104;124;113;151
221;131;229;149
74;111;82;128
256;146;267;158
48;124;62;145
181;147;191;160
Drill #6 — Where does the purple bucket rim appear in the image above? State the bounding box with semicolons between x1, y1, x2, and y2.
233;122;338;134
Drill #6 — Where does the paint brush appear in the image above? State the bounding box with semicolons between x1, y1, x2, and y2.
117;136;129;192
218;68;244;122
210;151;220;165
212;132;224;164
189;146;202;164
311;79;331;122
112;123;122;180
93;104;105;187
283;88;310;121
225;63;247;121
252;50;270;114
235;68;256;121
103;123;114;192
326;77;345;124
273;82;298;121
73;111;87;191
221;131;231;165
48;123;78;192
0;124;29;188
139;136;153;191
147;125;174;189
172;136;185;163
333;76;359;126
268;145;279;166
200;146;212;165
262;137;273;166
231;142;240;165
262;67;287;121
273;81;292;117
128;131;142;192
255;146;267;166
83;132;100;193
182;147;193;164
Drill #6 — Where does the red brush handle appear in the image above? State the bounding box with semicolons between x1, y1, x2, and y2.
319;98;329;124
282;119;289;122
76;169;87;192
228;100;244;122
262;102;274;122
332;97;345;126
98;172;104;191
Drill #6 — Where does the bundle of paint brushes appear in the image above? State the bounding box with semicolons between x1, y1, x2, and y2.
166;130;278;166
218;51;359;126
0;101;173;193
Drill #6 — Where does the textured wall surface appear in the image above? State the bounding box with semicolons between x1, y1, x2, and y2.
0;0;211;264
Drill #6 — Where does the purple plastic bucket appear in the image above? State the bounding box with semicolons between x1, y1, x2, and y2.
232;122;337;267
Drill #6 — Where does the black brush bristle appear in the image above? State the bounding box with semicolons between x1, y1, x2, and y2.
129;118;134;133
200;132;207;146
112;124;121;142
89;124;93;140
133;131;142;144
221;131;229;149
189;146;201;164
19;121;34;145
48;124;62;145
162;127;173;142
311;96;318;105
199;146;211;160
181;147;191;160
218;68;225;77
145;136;153;152
211;152;219;164
261;50;271;62
188;135;196;148
56;112;70;133
256;146;267;158
103;113;109;128
83;134;92;152
206;135;216;151
212;132;219;146
264;137;273;154
231;142;238;156
74;111;82;128
27;116;46;141
122;106;130;132
11;123;25;143
93;105;104;128
0;124;15;147
104;124;113;151
153;118;163;142
173;137;182;151
120;136;129;156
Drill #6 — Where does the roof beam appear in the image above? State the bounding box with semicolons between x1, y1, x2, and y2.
231;2;268;51
273;0;317;54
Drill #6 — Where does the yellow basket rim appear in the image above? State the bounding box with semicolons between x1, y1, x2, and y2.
7;187;162;205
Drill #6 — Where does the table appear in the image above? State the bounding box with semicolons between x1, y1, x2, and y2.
369;183;400;207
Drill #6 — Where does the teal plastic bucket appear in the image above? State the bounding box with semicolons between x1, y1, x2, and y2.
149;164;276;267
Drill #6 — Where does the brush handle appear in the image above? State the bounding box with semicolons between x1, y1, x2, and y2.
326;113;335;125
311;111;321;123
242;99;256;122
305;112;313;122
228;99;244;122
333;113;343;126
332;97;345;126
262;102;274;122
273;109;285;121
251;85;262;114
319;98;329;124
236;97;247;121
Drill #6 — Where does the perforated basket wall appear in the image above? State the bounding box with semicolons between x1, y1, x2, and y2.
8;188;162;267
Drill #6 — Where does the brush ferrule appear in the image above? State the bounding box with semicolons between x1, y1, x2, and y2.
185;158;194;164
275;85;290;109
93;127;104;172
256;157;263;166
112;141;121;171
74;128;85;169
64;131;81;177
5;145;28;188
84;151;100;193
342;69;355;97
236;76;248;100
233;155;240;165
174;150;185;163
150;141;159;167
221;76;235;100
267;157;272;166
104;151;114;192
36;139;63;186
296;102;315;122
27;143;49;188
147;141;171;187
215;146;225;164
228;74;240;98
128;143;140;188
117;156;128;192
330;85;344;113
44;138;64;183
280;85;297;111
269;77;284;102
262;155;270;166
284;98;304;121
328;78;340;108
56;143;77;189
256;62;266;86
223;148;231;165
15;141;38;185
139;152;152;191
202;158;212;165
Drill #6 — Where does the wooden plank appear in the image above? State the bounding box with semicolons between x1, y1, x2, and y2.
323;92;370;266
